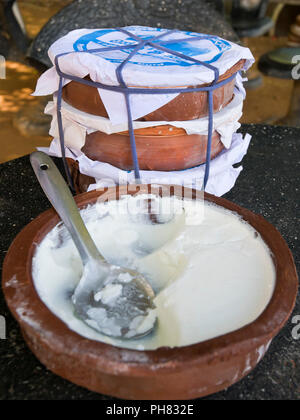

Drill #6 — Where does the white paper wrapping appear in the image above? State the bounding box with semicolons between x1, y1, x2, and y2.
38;133;251;197
45;90;244;151
33;26;254;124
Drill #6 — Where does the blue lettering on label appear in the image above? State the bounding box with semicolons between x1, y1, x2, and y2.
73;27;231;67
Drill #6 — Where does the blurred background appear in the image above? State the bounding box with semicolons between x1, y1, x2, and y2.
0;0;299;163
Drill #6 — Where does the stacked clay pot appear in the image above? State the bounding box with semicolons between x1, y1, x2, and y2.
61;59;245;181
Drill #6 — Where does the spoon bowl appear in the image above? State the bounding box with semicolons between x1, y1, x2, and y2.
73;260;156;339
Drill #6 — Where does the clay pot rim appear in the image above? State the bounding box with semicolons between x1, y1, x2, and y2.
87;130;220;142
117;131;193;138
89;127;219;138
2;185;298;376
116;93;236;138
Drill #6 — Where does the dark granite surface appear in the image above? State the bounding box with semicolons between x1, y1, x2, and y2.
0;124;299;400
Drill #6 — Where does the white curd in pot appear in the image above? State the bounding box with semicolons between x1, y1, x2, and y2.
32;194;276;351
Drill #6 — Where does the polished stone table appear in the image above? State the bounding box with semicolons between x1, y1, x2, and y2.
0;124;299;400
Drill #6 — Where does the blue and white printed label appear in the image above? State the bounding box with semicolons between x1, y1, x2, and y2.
73;26;232;67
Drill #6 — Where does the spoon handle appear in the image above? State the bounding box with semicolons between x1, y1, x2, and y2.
30;151;104;266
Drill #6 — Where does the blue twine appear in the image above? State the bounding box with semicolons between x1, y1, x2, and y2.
54;28;240;191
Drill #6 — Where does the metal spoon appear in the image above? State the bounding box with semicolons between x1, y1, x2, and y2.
30;152;156;340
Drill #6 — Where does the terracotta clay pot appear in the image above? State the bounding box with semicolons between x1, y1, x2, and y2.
2;185;298;400
81;127;224;171
66;158;95;195
62;60;245;121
